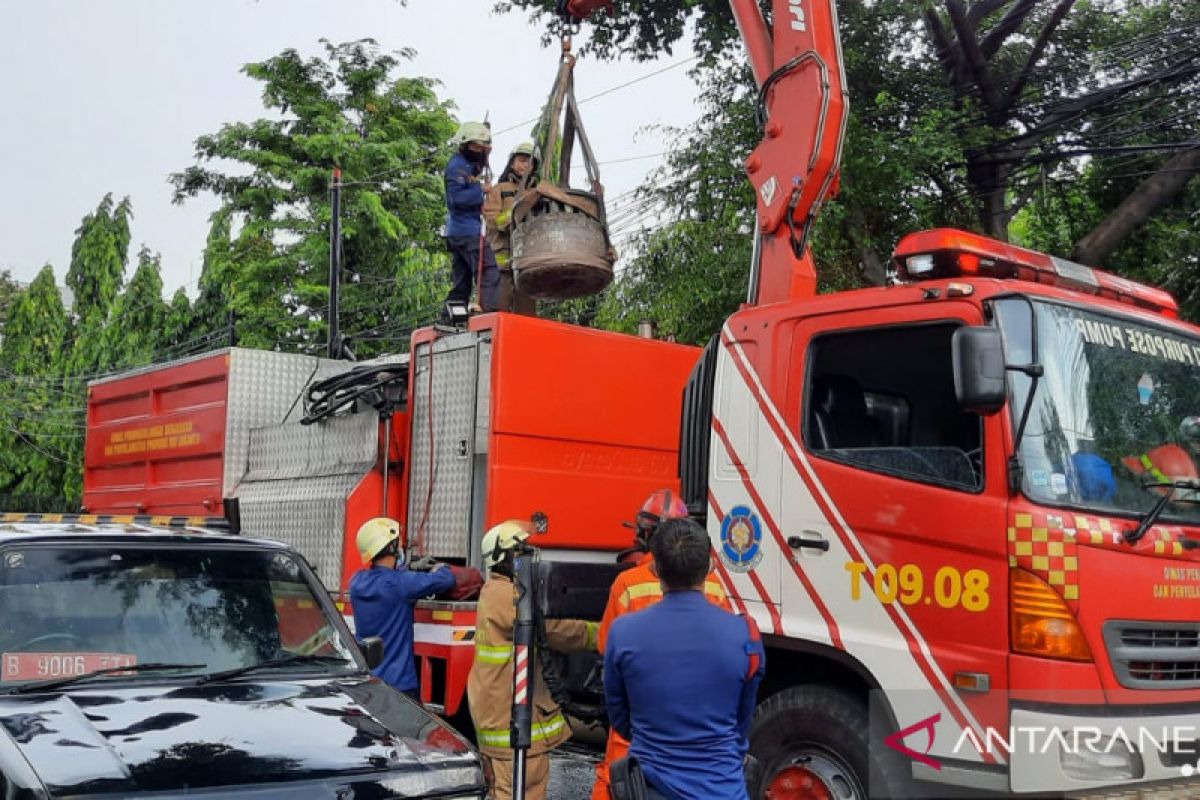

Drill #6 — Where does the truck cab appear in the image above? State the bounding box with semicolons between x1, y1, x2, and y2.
0;518;485;799
687;229;1200;796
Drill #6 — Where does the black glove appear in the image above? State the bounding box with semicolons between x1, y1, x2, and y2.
409;555;446;572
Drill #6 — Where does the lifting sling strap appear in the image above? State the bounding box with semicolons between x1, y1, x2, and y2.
506;39;616;301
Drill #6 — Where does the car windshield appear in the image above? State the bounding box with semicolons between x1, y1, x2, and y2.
0;543;357;686
996;297;1200;524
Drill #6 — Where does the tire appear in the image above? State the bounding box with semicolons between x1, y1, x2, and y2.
749;684;913;800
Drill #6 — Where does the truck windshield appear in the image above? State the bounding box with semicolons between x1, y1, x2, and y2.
0;544;357;686
996;297;1200;525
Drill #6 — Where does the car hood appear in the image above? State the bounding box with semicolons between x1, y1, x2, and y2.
0;677;482;798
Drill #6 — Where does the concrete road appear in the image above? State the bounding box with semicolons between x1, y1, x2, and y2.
548;722;603;799
548;745;600;799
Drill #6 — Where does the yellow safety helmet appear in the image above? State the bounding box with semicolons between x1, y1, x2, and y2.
454;121;492;147
356;517;401;565
480;520;533;570
511;141;536;158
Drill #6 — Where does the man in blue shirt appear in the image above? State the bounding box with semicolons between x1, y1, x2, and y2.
349;517;456;702
443;121;500;318
604;518;765;800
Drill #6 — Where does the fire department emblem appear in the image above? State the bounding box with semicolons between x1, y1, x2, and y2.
720;506;763;573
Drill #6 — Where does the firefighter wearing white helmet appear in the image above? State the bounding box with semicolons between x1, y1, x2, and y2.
467;520;598;800
348;517;456;702
444;120;500;320
483;142;539;316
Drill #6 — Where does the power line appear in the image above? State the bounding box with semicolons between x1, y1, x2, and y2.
491;56;700;137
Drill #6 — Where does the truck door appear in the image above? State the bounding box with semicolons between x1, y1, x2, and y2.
788;303;1010;754
712;300;1011;761
707;340;783;637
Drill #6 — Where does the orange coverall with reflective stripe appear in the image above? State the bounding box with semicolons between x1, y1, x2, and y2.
592;552;732;799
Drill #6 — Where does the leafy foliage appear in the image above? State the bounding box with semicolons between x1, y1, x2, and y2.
0;266;72;498
505;0;1200;342
97;247;170;372
0;269;20;331
171;39;459;356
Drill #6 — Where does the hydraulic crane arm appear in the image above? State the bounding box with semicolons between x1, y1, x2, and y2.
565;0;848;306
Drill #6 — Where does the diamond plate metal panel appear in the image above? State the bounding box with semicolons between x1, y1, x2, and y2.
246;414;377;479
406;332;490;559
235;474;364;591
223;349;405;495
236;412;377;591
224;349;329;496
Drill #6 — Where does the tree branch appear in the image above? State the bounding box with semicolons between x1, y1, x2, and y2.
1004;171;1044;226
980;0;1038;59
1073;147;1200;265
947;0;1005;119
1003;0;1077;112
967;0;1010;26
922;4;966;89
1003;56;1200;148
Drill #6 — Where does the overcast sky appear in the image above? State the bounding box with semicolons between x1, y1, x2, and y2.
0;0;699;295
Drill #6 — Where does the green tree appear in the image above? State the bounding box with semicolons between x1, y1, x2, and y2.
171;39;458;356
0;265;73;500
65;194;133;377
162;287;197;352
97;246;170;372
0;269;20;332
189;209;235;344
67;194;131;329
502;0;1200;321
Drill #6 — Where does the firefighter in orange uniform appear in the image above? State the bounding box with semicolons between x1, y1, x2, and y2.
467;520;598;800
591;489;732;800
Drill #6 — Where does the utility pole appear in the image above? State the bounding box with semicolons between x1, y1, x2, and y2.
328;167;343;359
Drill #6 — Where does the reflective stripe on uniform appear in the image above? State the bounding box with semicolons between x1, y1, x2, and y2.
476;714;568;748
585;621;599;651
618;580;727;609
1141;454;1172;484
475;643;514;664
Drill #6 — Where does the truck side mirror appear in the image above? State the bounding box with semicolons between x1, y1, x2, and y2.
952;327;1006;414
358;636;385;670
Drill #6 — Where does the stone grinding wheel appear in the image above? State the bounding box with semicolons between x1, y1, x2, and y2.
511;198;613;300
509;50;615;302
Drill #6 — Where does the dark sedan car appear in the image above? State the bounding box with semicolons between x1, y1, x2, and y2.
0;521;485;799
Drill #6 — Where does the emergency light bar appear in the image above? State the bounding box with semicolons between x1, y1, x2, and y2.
892;228;1179;318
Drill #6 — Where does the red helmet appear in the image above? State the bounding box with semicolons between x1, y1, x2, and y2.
1122;444;1199;483
631;488;689;538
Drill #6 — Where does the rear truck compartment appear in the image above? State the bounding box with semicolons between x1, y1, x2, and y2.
83;348;408;596
81;315;701;717
405;313;700;713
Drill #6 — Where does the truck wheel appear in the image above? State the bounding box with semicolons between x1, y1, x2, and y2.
749;685;911;800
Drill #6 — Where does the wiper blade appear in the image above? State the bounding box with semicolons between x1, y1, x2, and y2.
1;662;206;696
195;654;357;685
1126;479;1200;544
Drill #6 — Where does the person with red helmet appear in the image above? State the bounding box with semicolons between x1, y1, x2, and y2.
591;488;732;800
1122;444;1199;487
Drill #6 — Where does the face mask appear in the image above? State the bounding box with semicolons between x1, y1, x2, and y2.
464;147;488;165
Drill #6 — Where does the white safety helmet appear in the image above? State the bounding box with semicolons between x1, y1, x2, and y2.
356;517;401;565
453;121;492;147
480;520;533;570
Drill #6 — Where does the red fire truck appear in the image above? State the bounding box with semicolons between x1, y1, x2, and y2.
75;1;1200;797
